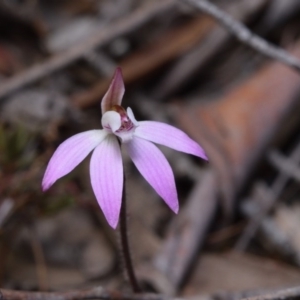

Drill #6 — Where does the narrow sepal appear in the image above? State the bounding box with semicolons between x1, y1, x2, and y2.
125;137;179;213
135;121;208;160
90;135;123;229
101;67;125;114
42;130;106;191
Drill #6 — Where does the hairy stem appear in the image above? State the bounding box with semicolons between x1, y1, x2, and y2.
119;174;141;293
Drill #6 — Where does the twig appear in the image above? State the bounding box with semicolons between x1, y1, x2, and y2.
154;169;218;290
0;287;176;300
0;0;175;100
154;0;267;99
2;286;300;300
0;199;14;227
72;16;214;108
269;150;300;181
235;140;300;250
181;0;300;72
242;286;300;300
83;51;116;76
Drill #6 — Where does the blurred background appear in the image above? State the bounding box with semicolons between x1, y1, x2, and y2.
1;0;300;297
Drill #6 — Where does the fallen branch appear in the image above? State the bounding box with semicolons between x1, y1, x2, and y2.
181;0;300;72
2;286;300;300
0;287;175;300
155;0;266;99
72;16;214;108
242;286;300;300
235;140;300;250
0;0;175;100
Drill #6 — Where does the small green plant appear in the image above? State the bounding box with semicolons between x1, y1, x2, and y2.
0;124;36;172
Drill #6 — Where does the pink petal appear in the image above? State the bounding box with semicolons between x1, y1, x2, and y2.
42;130;106;191
101;67;125;114
127;107;138;126
90;135;123;229
125;137;178;213
134;121;208;160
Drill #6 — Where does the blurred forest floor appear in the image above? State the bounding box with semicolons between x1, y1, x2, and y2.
1;0;300;299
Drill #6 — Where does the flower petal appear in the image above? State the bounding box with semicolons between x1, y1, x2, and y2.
101;67;125;114
127;107;139;126
134;121;208;160
90;135;123;229
42;130;107;191
125;137;178;213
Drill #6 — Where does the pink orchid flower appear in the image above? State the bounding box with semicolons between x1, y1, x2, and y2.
42;68;207;228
